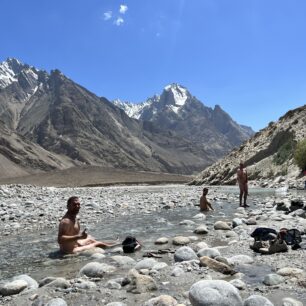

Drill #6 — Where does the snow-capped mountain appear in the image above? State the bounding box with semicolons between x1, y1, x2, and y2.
0;58;225;177
113;83;254;155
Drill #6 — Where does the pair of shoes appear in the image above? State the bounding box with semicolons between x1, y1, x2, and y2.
243;204;250;207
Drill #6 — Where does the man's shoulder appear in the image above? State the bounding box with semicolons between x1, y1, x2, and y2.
59;217;74;226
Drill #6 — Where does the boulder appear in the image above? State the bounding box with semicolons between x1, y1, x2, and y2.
228;255;254;265
110;255;136;268
194;225;209;235
45;298;68;306
282;297;304;306
79;262;116;278
263;274;285;286
276;267;304;277
135;258;158;270
199;256;235;275
0;279;28;296
155;237;169;245
12;274;38;290
126;269;157;293
189;280;243;306
214;221;232;230
174;246;198;262
172;236;191;246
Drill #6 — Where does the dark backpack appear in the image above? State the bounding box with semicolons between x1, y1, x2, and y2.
122;236;138;253
251;227;278;241
282;229;302;247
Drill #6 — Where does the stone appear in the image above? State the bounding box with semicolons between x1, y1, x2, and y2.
171;267;185;277
155;237;169;245
192;213;206;220
45;278;70;289
172;236;191;246
79;262;116;278
277;267;304;277
229;279;246;290
179;220;195;226
73;279;97;290
135;258;158;270
228;255;254;265
197;248;220;259
39;277;57;287
174;246;198;262
243;295;274;306
111;255;136;268
194;225;208;234
214;221;232;230
143;295;178;306
106;303;127;306
106;280;121;290
0;279;28;296
189;280;243;306
90;253;106;260
245;218;257;225
152;262;168;271
282;297;304;306
45;298;68;306
199;256;235;275
232;218;243;227
193;242;209;252
12;274;38;290
126;269;157;293
263;274;285;286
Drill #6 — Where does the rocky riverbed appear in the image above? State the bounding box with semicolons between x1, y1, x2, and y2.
0;184;306;306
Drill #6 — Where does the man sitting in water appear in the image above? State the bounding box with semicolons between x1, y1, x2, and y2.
200;188;214;211
58;196;119;254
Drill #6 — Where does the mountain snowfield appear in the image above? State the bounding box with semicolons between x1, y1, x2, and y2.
113;84;192;119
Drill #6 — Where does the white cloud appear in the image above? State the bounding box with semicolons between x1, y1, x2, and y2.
114;17;124;26
119;4;128;14
103;11;112;20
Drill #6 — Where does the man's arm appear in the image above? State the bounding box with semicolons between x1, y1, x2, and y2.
58;219;87;244
207;200;214;211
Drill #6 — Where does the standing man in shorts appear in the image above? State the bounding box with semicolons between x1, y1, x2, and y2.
237;162;249;207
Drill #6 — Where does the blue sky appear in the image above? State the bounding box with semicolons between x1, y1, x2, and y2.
1;0;306;131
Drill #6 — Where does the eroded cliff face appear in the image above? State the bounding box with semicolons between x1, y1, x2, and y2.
191;105;306;186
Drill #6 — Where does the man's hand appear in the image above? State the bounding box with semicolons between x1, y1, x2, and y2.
79;228;88;240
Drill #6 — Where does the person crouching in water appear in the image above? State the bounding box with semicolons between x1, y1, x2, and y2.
58;196;119;254
200;188;214;211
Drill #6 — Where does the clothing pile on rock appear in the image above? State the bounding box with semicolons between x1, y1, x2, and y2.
250;227;302;254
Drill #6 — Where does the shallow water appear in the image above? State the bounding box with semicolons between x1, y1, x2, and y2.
0;186;279;282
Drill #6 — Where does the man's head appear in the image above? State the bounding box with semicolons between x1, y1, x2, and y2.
67;196;80;214
239;161;244;169
203;188;208;195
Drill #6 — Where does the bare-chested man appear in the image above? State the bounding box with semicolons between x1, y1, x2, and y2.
200;188;214;211
58;196;119;254
237;162;249;207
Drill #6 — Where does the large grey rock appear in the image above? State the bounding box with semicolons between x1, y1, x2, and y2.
214;221;232;230
243;295;274;306
0;279;28;296
189;280;243;306
194;225;209;234
171;267;185;277
263;274;285;286
79;262;116;278
12;274;38;290
180;219;195;226
229;279;246;290
45;278;70;289
277;267;304;277
155;237;169;245
174;246;198;262
135;258;158;270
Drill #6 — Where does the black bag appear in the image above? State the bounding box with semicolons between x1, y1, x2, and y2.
122;236;138;253
283;229;302;246
251;227;278;241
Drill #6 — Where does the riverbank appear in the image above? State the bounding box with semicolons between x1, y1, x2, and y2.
0;184;306;305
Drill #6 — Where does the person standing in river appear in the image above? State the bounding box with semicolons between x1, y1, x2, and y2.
58;196;119;254
237;162;249;207
200;188;214;211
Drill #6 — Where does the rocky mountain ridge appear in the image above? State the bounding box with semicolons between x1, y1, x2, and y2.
114;84;254;159
191;104;306;187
